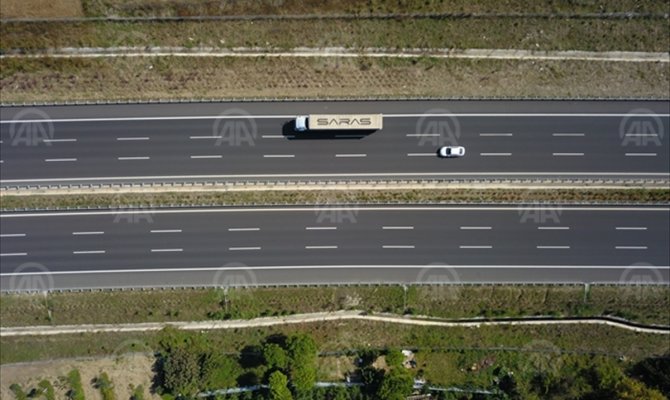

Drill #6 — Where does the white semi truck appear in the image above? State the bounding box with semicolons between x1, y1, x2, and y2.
294;114;383;132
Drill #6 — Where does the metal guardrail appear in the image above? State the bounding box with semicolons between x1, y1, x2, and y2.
1;95;669;108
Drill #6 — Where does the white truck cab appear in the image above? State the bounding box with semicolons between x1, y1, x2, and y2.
295;115;308;132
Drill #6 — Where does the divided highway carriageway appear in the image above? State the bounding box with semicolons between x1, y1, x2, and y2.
0;100;668;186
1;206;668;290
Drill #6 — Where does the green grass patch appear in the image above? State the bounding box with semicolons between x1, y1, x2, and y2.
2;189;668;211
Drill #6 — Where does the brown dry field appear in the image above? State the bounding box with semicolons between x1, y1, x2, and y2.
1;57;668;103
0;354;157;400
0;0;82;19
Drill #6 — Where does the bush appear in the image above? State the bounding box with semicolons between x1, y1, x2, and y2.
9;384;27;400
38;380;56;400
93;372;115;400
65;370;86;400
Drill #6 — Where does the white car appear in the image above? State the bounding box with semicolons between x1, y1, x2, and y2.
438;146;465;158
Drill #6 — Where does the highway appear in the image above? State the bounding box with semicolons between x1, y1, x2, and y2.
1;100;668;186
1;206;668;290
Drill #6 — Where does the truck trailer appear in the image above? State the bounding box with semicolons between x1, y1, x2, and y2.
294;114;383;132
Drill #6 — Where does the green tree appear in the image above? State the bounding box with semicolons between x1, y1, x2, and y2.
268;371;293;400
384;349;404;368
37;380;56;400
130;385;145;400
9;384;27;400
201;352;239;389
93;372;116;400
377;368;414;400
264;343;289;370
161;345;201;397
287;334;318;394
616;376;666;400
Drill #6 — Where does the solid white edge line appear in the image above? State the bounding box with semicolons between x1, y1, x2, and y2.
3;265;669;276
0;233;26;237
3;206;668;218
150;229;182;233
150;248;183;252
73;250;106;254
3;113;669;124
72;231;104;235
3;171;669;184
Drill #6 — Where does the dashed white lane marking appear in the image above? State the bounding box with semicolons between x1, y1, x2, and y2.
553;133;585;137
459;245;493;249
0;253;27;257
229;247;261;251
305;227;337;230
116;137;149;141
73;250;106;254
0;160;3;163
480;133;513;137
480;153;512;156
615;246;648;250
382;226;414;230
263;154;295;158
552;153;584;156
262;135;292;139
537;226;570;230
305;245;338;249
615;227;647;230
407;153;435;157
45;158;77;162
228;228;260;232
151;248;183;252
335;154;367;158
72;231;104;235
0;233;26;238
117;156;150;160
382;245;415;249
150;229;182;233
625;153;657;157
406;133;440;137
43;138;77;143
460;226;492;230
190;135;223;139
625;133;658;137
190;155;222;159
536;245;571;249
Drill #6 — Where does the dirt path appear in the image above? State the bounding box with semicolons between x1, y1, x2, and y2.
2;310;668;337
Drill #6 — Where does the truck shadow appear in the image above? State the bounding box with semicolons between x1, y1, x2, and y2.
281;121;376;140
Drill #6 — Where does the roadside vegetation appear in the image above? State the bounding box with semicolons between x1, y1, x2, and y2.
2;325;668;399
2;284;668;327
2;189;668;211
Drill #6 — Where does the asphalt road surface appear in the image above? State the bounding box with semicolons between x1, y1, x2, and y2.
1;100;668;186
1;206;668;290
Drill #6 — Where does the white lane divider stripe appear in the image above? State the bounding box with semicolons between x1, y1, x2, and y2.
479;133;513;137
45;158;77;162
0;233;26;238
553;133;585;137
335;154;367;158
459;245;493;249
116;137;149;141
305;245;338;249
552;153;584;156
190;136;223;139
305;227;337;230
72;231;104;235
382;226;414;230
382;245;415;249
151;248;183;252
228;228;260;232
190;155;222;159
150;229;182;233
625;153;657;157
615;246;648;250
0;253;27;257
406;133;440;137
263;154;295;158
480;153;512;156
118;156;150;160
73;250;106;254
615;227;647;230
460;226;492;230
537;227;570;230
536;245;571;249
229;247;261;251
43;138;77;143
